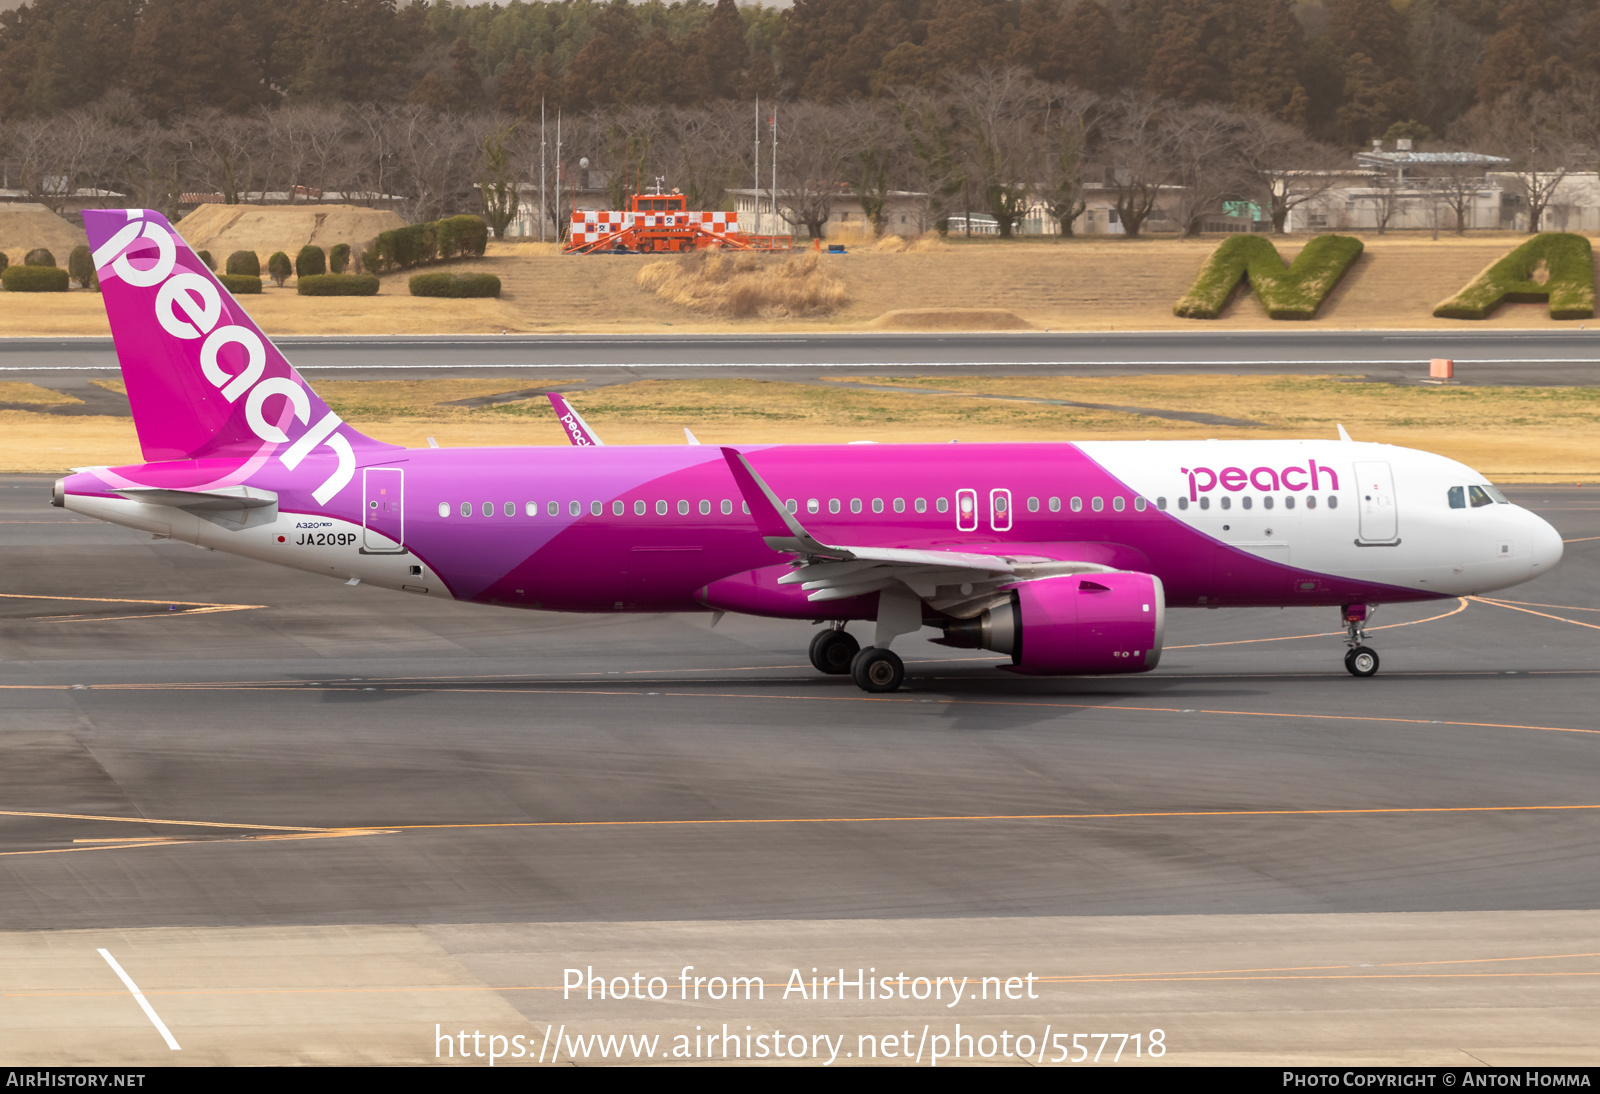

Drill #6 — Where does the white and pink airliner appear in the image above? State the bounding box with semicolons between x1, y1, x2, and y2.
54;210;1563;691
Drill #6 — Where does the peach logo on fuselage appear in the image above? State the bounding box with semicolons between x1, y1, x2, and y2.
1180;461;1340;502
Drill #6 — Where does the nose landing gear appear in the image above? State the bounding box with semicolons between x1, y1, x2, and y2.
1342;604;1380;677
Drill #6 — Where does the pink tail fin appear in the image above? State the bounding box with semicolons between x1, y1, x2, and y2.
84;209;396;500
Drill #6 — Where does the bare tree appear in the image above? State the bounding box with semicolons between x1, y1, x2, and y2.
771;101;852;240
840;100;907;237
1038;86;1097;235
388;106;487;222
948;68;1049;238
1093;92;1179;239
180;108;265;204
1462;88;1582;232
897;88;966;234
1234;113;1342;234
1164;102;1248;237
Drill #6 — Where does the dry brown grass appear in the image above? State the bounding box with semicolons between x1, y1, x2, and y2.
7;373;1591;480
635;250;847;318
6;231;1600;334
0;382;82;405
174;204;406;268
0;203;86;269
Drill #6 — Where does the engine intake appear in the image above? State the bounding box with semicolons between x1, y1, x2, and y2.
940;572;1165;676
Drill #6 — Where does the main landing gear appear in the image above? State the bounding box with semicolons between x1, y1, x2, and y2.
808;625;859;675
808;624;905;692
1342;604;1380;677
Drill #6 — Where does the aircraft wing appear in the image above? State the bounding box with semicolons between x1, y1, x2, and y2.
720;447;1112;617
548;392;604;446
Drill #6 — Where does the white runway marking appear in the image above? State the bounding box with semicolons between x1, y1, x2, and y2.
97;948;181;1050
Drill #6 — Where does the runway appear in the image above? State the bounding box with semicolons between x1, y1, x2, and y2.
5;329;1600;388
2;473;1598;1065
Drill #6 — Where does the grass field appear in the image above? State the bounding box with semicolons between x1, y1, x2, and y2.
7;374;1595;482
5;233;1600;334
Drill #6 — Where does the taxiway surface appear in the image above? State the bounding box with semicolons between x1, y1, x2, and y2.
2;476;1597;1065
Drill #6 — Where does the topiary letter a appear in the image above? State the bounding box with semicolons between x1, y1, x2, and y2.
1174;234;1364;320
1433;233;1594;320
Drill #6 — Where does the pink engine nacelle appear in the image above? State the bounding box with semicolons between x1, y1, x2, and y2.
939;572;1166;676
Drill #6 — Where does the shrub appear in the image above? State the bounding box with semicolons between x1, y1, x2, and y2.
437;214;489;260
1174;234;1363;320
2;265;69;292
24;247;55;267
68;244;94;289
634;251;845;318
1432;233;1594;320
295;244;326;278
409;272;501;298
0;252;7;274
196;249;215;270
226;250;260;276
266;251;292;287
297;273;380;296
329;242;351;274
219;273;262;294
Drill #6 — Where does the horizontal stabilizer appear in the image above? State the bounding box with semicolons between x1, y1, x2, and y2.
113;485;278;511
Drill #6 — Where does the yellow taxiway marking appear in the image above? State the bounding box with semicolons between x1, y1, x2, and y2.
0;591;264;620
1168;597;1468;649
1472;596;1600;632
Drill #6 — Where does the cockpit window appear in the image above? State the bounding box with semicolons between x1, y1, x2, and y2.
1448;486;1465;509
1468;485;1495;508
1482;484;1509;504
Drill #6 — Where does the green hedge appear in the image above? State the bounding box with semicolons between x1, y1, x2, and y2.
368;215;490;274
24;247;55;267
267;251;292;287
226;250;260;276
196;250;215;271
297;273;380;296
295;245;326;278
1174;234;1364;320
409;272;501;298
219;273;262;294
68;244;95;290
329;242;351;274
2;265;69;291
1433;233;1594;320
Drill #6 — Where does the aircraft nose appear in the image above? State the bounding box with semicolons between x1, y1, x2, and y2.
1527;511;1564;576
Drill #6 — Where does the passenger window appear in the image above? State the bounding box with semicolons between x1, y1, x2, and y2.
1027;497;1040;512
526;501;538;516
1049;497;1061;512
678;500;690;515
1469;485;1494;508
656;500;668;515
548;501;559;516
1157;497;1167;511
872;499;884;513
915;498;927;513
569;501;580;516
1092;497;1104;512
786;499;797;513
851;499;863;514
723;499;734;515
591;501;603;516
937;497;949;513
1328;495;1338;509
1219;497;1230;510
1134;497;1146;512
1178;497;1188;510
1284;496;1295;510
483;502;494;517
829;499;840;514
700;500;712;515
1199;497;1210;510
1263;496;1273;510
635;500;647;515
1241;496;1251;510
807;499;819;514
1070;497;1083;512
893;498;905;513
504;502;515;516
1448;486;1466;509
1113;497;1125;512
439;502;450;517
1306;496;1317;510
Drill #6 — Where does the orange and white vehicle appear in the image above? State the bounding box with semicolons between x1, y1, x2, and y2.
563;190;790;255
